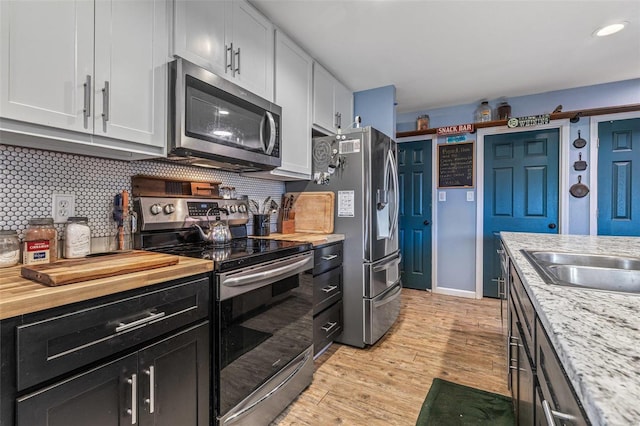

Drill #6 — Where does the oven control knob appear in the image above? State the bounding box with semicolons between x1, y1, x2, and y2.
238;204;247;213
150;203;162;215
228;205;237;214
164;204;176;214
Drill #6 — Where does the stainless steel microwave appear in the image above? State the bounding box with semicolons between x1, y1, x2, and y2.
168;58;281;171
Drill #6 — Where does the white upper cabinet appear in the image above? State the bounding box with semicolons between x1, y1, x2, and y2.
248;30;312;181
174;0;274;101
312;62;353;134
0;0;168;156
0;0;94;133
94;0;168;147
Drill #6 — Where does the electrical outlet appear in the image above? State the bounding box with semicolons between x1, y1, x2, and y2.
52;194;76;223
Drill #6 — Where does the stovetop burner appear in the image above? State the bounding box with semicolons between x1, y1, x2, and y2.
149;238;312;272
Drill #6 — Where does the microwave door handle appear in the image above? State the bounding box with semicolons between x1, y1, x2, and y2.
264;111;277;155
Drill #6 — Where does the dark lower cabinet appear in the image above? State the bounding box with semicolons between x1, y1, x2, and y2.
16;322;210;426
312;241;344;357
1;274;211;426
17;353;136;426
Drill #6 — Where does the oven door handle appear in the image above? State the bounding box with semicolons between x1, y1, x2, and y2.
223;256;312;288
224;350;311;424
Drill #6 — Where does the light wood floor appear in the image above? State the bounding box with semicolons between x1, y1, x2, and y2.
273;288;509;425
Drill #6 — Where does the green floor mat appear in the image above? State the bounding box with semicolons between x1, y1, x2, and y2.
416;378;515;426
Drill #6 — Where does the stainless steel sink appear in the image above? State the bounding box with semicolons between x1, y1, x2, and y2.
521;250;640;294
529;251;640;270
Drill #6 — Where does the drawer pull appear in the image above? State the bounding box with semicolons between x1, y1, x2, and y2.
127;373;137;424
321;285;338;293
116;311;166;333
542;399;577;425
321;321;338;332
321;254;338;261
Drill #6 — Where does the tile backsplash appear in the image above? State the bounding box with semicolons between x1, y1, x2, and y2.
0;144;285;240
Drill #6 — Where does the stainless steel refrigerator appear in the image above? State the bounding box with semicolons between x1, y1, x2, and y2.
307;126;401;347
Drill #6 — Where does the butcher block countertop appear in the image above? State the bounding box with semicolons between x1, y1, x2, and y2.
252;233;345;246
0;255;212;320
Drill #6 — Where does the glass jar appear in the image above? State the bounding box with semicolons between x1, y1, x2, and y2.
474;101;492;122
23;218;58;264
64;217;91;258
417;114;430;130
497;101;512;120
0;230;20;268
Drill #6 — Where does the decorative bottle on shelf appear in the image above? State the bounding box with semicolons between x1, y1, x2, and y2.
496;99;512;120
474;101;492;122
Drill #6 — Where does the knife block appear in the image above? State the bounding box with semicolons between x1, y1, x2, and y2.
280;219;295;234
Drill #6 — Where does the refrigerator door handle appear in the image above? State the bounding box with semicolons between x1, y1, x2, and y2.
387;149;400;239
372;253;402;272
373;279;402;308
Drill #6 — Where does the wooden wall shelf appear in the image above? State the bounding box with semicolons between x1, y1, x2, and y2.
396;103;640;139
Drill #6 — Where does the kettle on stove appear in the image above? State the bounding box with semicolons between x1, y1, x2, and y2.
192;207;231;246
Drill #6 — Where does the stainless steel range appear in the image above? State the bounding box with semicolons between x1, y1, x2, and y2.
134;196;314;426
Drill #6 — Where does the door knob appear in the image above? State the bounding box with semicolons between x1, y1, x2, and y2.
424;220;431;226
548;223;557;229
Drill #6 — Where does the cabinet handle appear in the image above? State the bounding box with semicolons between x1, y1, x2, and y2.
321;321;338;332
334;112;339;128
144;366;155;413
226;43;233;73
321;285;338;293
126;374;137;424
101;81;110;124
321;254;338;261
83;74;91;125
115;311;166;333
235;47;241;75
542;399;577;425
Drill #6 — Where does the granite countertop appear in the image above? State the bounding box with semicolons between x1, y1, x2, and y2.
500;232;640;426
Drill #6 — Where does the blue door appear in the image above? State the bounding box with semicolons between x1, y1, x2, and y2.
398;140;432;290
598;118;640;236
484;129;560;297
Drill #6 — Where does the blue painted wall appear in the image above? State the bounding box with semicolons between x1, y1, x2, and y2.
397;78;640;294
354;85;396;139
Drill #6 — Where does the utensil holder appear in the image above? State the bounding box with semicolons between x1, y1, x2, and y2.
253;214;270;236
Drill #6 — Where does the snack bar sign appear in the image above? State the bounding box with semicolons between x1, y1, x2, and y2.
507;114;550;128
437;123;474;136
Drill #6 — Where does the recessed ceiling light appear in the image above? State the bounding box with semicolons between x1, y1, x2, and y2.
594;22;627;37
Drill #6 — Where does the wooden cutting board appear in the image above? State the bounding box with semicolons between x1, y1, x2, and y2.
289;192;335;233
21;251;180;286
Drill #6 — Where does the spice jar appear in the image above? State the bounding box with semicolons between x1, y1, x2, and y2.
0;230;20;268
64;217;91;258
23;218;58;264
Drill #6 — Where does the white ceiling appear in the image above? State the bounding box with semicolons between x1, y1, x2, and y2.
250;0;640;113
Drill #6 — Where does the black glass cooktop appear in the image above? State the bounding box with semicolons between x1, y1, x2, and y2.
149;238;312;272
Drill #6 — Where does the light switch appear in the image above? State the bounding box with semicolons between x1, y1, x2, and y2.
467;191;475;202
438;191;446;202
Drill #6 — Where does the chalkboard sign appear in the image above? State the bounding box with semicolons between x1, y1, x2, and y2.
438;142;475;188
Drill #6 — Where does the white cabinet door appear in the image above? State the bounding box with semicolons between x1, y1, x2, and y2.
0;0;94;133
312;62;336;133
173;0;229;78
273;31;312;178
94;0;167;147
334;80;353;130
174;0;273;101
229;0;274;100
